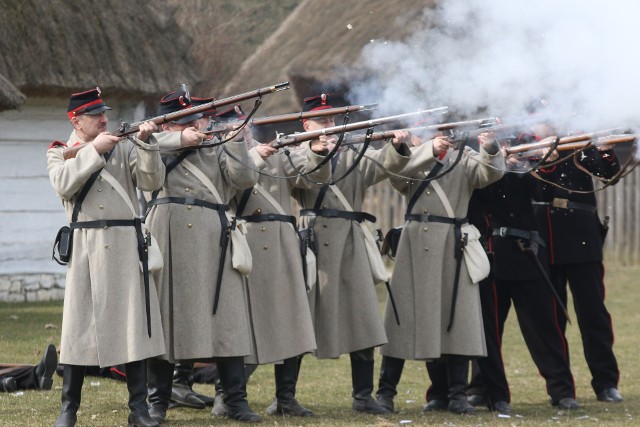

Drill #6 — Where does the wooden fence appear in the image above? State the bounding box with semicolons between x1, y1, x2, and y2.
360;168;640;266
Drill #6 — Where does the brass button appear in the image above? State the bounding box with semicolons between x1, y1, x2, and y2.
322;224;328;228
185;187;190;192
97;188;102;192
324;242;329;247
104;244;109;249
261;227;266;231
423;227;428;232
263;245;268;250
184;171;189;175
253;190;258;194
187;205;192;210
255;208;262;214
103;226;108;230
426;191;431;195
99;204;104;209
424;246;429;251
423;210;428;214
187;224;193;228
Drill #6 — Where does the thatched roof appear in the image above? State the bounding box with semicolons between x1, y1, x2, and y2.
221;0;436;114
0;0;199;103
170;0;301;99
0;73;25;111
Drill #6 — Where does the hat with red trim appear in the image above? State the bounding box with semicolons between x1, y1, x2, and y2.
158;90;202;125
302;93;334;113
67;87;111;120
191;96;217;118
215;105;246;123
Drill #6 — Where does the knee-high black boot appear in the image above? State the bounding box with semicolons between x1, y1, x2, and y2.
147;359;174;424
211;365;228;417
171;362;207;408
446;355;476;415
217;357;261;423
125;360;159;427
350;349;390;414
54;364;85;427
424;359;449;412
267;356;313;417
376;355;405;412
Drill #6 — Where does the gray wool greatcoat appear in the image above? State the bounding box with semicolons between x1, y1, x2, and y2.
237;143;329;365
47;130;166;367
294;143;410;359
381;141;504;361
145;133;258;362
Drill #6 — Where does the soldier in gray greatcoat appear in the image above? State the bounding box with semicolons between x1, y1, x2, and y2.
293;94;412;414
220;104;330;417
375;132;504;415
144;91;260;423
48;88;166;427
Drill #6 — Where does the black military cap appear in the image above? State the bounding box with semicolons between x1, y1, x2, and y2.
302;93;334;113
67;87;111;119
215;105;246;123
158;90;203;124
191;96;217;118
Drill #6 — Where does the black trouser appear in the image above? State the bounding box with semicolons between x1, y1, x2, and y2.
468;277;575;403
0;366;36;390
552;261;619;394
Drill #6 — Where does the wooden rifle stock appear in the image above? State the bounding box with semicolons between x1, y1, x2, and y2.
516;134;636;158
505;128;623;156
62;82;290;160
273;106;448;147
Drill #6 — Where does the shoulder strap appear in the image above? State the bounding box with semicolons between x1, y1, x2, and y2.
150;151;191;201
235;188;253;218
71;150;113;222
406;160;444;216
181;159;223;204
430;179;455;218
329;185;354;212
313;153;341;211
100;169;137;217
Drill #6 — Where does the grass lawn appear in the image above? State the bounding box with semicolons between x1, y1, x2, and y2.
0;264;638;426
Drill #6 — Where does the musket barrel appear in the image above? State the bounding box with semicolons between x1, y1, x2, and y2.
274;106;448;147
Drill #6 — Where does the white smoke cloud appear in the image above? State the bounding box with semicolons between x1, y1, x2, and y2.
346;0;640;131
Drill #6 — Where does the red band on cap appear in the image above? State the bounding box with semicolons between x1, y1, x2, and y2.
67;98;104;119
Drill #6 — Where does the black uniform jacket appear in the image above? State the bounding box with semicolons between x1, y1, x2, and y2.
532;146;619;265
469;172;547;282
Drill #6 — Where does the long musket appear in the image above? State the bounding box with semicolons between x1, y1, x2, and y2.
333;117;501;146
273;106;449;147
62;82;290;160
505;128;623;156
203;104;378;134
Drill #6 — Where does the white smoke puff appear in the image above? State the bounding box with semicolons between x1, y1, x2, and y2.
346;0;640;132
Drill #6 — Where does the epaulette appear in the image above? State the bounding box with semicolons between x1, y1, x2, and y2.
49;140;66;149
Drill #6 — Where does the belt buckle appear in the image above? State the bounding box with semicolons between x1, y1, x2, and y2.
497;227;508;237
552;198;568;209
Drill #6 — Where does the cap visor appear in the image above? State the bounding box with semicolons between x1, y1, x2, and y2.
84;105;112;115
172;113;203;125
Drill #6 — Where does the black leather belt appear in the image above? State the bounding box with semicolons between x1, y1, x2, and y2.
147;196;230;316
300;208;376;223
239;213;296;226
532;199;597;214
147;197;229;213
491;227;546;247
404;214;468;226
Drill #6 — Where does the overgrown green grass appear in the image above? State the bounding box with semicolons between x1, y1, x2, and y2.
1;265;638;426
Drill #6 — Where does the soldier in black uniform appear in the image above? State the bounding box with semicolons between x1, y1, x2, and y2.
0;344;57;392
531;123;622;403
465;142;579;412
